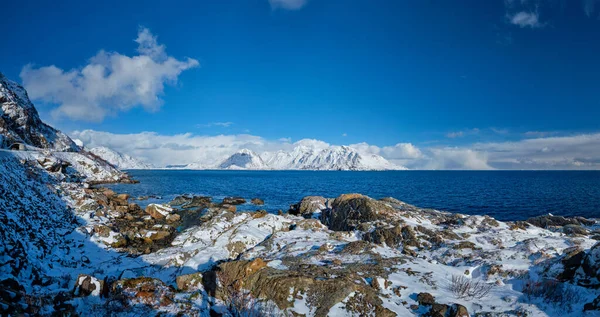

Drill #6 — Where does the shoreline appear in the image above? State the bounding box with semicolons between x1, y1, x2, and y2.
3;150;600;316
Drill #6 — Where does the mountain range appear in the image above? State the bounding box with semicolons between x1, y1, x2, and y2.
0;72;403;171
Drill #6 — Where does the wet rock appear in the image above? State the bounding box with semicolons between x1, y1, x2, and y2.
289;196;328;218
73;274;105;297
563;224;588;236
176;272;204;291
182;196;212;209
169;195;192;206
417;292;435;306
322;194;397;231
222;196;246;205
250;198;264;205
145;203;173;219
527;215;594;228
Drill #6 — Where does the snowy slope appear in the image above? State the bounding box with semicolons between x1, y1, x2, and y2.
0;72;78;151
218;149;267;170
89;146;153;169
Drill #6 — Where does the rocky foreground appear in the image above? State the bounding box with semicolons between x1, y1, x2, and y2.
2;151;600;316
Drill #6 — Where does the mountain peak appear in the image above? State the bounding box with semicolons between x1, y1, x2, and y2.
219;149;267;169
0;73;78;151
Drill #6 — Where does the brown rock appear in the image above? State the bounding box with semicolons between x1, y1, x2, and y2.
73;274;105;297
321;194;397;231
145;204;172;219
448;303;469;317
166;214;181;223
417;292;435;306
222;197;246;205
289;196;327;218
176;272;204;291
251;198;264;205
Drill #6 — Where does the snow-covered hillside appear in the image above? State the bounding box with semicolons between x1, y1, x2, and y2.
89;146;153;169
218;149;267;169
0;72;78;151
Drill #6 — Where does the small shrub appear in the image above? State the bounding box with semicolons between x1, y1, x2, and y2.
449;274;493;299
522;279;580;311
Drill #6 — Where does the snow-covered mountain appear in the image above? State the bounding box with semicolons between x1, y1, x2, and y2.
89;146;154;169
218;149;267;170
176;145;404;171
0;72;78;151
261;145;404;171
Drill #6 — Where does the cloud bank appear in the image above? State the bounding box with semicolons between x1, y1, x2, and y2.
20;27;199;122
70;130;600;170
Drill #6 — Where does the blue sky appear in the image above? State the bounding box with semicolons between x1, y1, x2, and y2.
2;0;600;169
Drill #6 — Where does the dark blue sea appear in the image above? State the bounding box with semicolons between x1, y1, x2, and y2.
106;170;600;221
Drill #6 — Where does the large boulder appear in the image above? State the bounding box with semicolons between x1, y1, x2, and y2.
289;196;328;218
214;258;394;317
145;204;173;219
321;194;397;231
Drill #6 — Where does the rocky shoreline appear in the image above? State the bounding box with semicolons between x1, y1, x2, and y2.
1;150;600;316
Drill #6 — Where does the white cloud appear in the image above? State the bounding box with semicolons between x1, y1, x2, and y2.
342;133;347;137
70;129;600;170
20;27;199;122
196;122;234;128
446;131;464;138
446;128;479;138
269;0;308;10
508;11;544;28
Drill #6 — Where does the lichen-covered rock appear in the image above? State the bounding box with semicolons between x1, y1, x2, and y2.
214;258;394;317
322;194;397;231
176;272;204;292
289;196;328;218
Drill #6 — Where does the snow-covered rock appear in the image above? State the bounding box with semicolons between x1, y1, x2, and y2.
89;146;153;169
218;149;267;170
0;72;78;151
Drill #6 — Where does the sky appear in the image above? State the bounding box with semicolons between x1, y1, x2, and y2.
1;0;600;169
